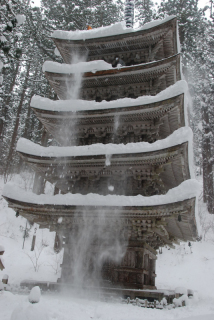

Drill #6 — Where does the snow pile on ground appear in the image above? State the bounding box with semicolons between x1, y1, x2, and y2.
0;175;63;286
52;15;176;40
28;286;41;303
1;174;214;320
1;284;214;320
3;179;200;207
42;59;112;74
10;301;49;320
10;286;49;320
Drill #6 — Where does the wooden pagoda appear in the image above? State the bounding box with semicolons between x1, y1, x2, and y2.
3;16;198;291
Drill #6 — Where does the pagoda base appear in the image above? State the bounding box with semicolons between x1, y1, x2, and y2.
20;280;192;306
20;280;158;297
59;231;157;290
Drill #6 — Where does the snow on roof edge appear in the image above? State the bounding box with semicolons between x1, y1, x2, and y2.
3;179;200;208
30;80;188;113
43;54;180;75
51;16;176;41
42;59;112;74
16;126;192;158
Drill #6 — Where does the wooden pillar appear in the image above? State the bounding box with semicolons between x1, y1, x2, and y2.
144;253;149;285
149;258;156;287
54;232;62;253
58;230;72;283
106;245;157;290
54;186;60;195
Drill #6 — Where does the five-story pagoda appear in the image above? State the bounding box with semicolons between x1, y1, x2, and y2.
3;15;199;293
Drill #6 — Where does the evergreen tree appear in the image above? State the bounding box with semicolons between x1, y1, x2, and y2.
1;0;124;177
41;0;123;31
135;0;154;26
0;0;26;83
157;0;208;67
0;4;53;176
157;0;214;214
92;0;123;27
190;21;214;213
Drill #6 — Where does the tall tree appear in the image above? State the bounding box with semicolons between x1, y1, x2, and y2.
135;0;154;26
0;4;53;176
190;21;214;213
0;0;25;82
41;0;123;31
157;0;214;214
157;0;208;69
0;0;25;144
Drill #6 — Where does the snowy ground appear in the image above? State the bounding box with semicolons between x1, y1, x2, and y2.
1;173;214;320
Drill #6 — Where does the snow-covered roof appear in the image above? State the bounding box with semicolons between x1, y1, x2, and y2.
31;80;188;113
42;60;112;74
17;127;192;158
16;127;195;179
51;16;176;41
3;179;199;207
42;55;179;75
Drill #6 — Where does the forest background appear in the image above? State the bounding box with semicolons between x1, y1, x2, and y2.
0;0;214;213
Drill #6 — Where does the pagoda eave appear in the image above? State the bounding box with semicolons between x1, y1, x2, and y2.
53;17;177;65
17;142;191;196
32;94;185;146
45;55;181;100
4;196;197;246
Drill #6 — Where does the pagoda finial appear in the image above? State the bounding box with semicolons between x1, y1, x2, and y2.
124;0;135;28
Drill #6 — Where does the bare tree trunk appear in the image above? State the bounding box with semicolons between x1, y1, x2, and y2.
17;90;36;173
23;92;34;138
23;67;39;139
3;62;20;110
54;232;62;253
4;62;31;180
0;119;3;137
202;105;214;214
2;62;20;132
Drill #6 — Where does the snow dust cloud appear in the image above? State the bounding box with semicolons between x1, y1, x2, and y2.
61;208;127;292
58;52;88;146
56;51;128;292
65;53;87;100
